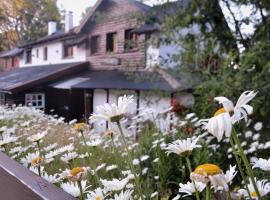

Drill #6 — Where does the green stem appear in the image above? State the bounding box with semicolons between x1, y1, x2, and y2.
232;128;261;199
205;184;211;200
185;157;200;200
77;181;85;200
80;131;101;187
229;137;252;200
38;166;41;176
36;141;41;155
228;190;232;200
117;121;144;200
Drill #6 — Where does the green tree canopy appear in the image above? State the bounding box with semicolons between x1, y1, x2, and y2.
0;0;61;50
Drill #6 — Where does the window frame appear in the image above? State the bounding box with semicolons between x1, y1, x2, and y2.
90;35;100;55
0;93;5;105
25;49;32;64
43;47;48;61
63;45;74;59
25;93;45;109
106;32;117;53
124;29;138;51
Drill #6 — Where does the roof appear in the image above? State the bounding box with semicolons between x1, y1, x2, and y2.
50;70;175;91
0;62;88;93
75;0;150;33
20;29;78;48
132;24;159;34
0;48;23;58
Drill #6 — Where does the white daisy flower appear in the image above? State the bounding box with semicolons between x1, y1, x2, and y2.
90;95;134;122
150;191;158;198
216;90;257;123
62;167;89;182
245;130;253;138
27;131;47;143
20;151;40;167
252;158;270;171
86;137;103;147
112;190;133;200
239;178;270;199
95;163;106;172
86;188;106;200
101;176;131;192
60;180;89;197
165;137;201;156
44;143;58;152
106;165;118;171
179;181;206;197
140;155;150;162
191;163;228;191
60;152;78;163
0;132;18;146
203;111;232;142
42;172;60;183
254;122;263;131
202;91;256;142
224;165;237;184
132;158;140;166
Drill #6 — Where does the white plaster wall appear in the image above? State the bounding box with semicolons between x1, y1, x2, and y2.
19;42;86;67
92;89;108;133
139;91;171;113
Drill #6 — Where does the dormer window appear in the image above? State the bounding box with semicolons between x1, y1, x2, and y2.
43;47;48;61
90;35;100;54
124;29;138;51
106;32;117;52
63;45;73;58
26;49;32;64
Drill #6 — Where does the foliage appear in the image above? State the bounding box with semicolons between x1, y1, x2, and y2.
0;0;61;50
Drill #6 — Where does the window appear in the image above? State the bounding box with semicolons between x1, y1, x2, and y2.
11;57;15;67
106;32;117;52
63;45;74;58
90;35;100;54
124;29;138;50
36;49;39;58
25;93;45;109
43;47;48;61
26;49;32;64
0;93;5;105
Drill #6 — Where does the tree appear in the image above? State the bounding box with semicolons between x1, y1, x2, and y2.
0;0;61;50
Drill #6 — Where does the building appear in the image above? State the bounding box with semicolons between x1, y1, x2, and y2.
0;0;196;131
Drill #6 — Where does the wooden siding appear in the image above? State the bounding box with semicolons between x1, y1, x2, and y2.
85;0;147;69
1;56;20;71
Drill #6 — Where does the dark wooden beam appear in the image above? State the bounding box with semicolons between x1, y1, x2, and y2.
0;152;76;200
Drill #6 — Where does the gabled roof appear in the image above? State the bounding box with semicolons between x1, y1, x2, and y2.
75;0;150;33
0;62;88;93
0;48;23;58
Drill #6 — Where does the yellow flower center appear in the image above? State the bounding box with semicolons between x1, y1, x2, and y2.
214;108;226;116
194;163;222;176
70;167;84;176
251;191;257;198
74;123;86;131
31;156;44;165
96;197;101;200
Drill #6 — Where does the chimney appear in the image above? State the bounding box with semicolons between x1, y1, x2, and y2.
48;21;57;35
65;11;73;32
